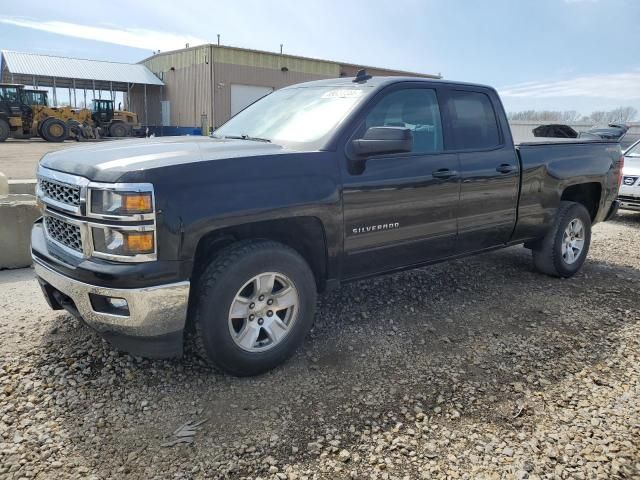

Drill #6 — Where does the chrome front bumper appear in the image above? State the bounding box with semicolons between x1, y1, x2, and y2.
33;256;190;338
618;195;640;211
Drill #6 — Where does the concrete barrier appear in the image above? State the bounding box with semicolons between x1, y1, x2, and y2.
0;194;40;269
0;172;7;196
9;179;37;195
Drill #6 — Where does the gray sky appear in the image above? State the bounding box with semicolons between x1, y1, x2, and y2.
1;0;639;116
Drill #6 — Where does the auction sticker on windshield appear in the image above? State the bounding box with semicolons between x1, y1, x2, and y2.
321;89;364;99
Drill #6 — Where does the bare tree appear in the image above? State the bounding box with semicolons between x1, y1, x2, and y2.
606;106;637;123
508;110;584;122
509;106;638;124
589;111;607;124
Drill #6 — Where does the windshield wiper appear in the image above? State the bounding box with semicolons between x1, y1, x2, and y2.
220;134;271;143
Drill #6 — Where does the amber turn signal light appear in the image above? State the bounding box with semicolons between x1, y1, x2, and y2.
123;193;153;214
124;232;154;254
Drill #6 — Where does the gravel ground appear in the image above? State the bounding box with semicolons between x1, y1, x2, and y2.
1;213;639;479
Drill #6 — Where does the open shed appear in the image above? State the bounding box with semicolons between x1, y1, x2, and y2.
0;50;164;124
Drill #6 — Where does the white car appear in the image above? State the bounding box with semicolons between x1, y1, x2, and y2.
619;139;640;211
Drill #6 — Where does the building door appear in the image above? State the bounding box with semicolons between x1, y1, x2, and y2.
161;101;171;126
230;85;273;117
341;86;461;279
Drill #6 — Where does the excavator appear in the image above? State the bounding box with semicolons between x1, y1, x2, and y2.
0;83;139;142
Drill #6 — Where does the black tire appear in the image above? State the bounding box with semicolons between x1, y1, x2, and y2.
192;240;317;376
67;120;82;141
531;201;592;278
0;118;9;142
40;118;68;142
109;122;129;137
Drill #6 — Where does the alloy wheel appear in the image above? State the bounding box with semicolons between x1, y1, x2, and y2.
227;272;299;352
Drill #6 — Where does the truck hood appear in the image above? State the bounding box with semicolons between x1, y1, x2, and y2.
40;136;292;182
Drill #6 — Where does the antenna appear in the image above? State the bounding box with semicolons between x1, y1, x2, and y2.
353;69;372;83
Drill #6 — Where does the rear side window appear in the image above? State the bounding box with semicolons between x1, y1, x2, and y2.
448;91;501;150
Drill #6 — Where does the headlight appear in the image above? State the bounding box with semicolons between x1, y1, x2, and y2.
92;227;155;258
85;183;156;262
90;190;153;217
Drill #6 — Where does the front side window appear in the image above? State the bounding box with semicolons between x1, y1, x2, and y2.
361;88;443;154
448;91;501;150
214;85;372;150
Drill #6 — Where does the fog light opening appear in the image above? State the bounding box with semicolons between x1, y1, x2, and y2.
89;293;131;316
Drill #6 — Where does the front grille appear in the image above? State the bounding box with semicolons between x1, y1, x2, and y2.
39;178;81;207
44;215;83;253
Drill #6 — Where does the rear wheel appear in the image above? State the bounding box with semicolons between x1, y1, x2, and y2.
531;201;592;278
0;118;9;142
40;118;68;142
109;122;129;137
192;240;317;376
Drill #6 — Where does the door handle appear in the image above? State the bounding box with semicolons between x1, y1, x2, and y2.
496;164;516;174
432;168;457;179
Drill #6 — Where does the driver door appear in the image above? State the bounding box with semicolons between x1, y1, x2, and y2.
341;85;460;279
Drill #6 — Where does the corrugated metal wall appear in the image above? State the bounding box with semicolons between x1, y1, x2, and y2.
139;46;213;127
162;62;212;127
211;45;340;126
212;62;336;127
338;64;438;79
212;46;338;75
140;45;337;129
137;44;435;130
127;84;162;125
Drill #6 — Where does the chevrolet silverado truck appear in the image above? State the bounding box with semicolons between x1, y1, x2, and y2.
32;73;622;376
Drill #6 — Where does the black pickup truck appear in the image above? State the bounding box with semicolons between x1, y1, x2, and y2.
32;73;622;375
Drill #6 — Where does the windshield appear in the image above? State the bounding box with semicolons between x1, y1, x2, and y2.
626;140;640;157
213;85;372;150
22;91;47;106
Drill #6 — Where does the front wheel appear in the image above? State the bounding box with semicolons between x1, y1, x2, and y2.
531;201;592;278
192;240;317;376
109;122;129;137
40;118;68;142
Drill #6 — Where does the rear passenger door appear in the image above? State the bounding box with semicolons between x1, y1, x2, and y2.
443;88;520;252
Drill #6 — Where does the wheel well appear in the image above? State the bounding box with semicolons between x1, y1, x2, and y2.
192;217;328;291
561;183;601;220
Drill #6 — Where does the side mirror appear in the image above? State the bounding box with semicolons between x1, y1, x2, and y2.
351;127;413;157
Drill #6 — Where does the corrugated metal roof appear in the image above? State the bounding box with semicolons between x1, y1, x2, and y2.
1;50;164;85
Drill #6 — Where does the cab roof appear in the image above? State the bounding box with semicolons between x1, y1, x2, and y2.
282;75;494;92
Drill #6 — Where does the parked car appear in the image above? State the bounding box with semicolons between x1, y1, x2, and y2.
32;73;622;376
579;123;640;150
618;139;640;211
532;124;578;138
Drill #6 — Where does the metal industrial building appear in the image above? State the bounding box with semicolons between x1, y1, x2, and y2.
0;50;164;124
136;44;440;132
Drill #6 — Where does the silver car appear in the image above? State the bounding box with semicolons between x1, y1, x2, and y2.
619;139;640;211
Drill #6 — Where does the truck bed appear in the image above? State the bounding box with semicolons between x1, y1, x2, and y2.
512;139;621;242
516;138;619;147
